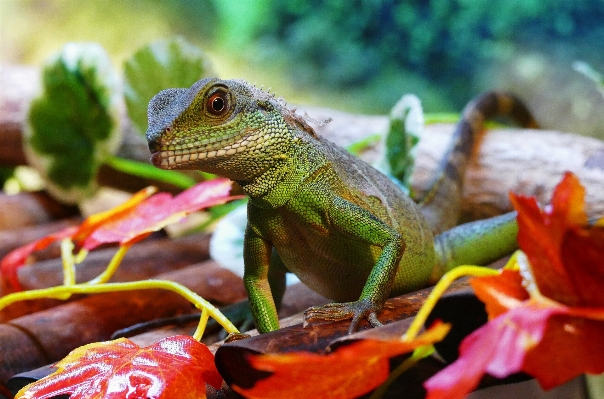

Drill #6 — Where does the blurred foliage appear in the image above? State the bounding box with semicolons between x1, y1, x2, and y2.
2;0;604;136
0;167;15;186
124;37;215;135
573;61;604;99
383;94;422;195
251;0;604;110
26;43;121;203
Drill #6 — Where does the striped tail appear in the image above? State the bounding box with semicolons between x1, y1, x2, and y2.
419;91;538;234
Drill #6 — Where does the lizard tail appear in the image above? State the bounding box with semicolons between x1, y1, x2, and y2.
418;91;538;234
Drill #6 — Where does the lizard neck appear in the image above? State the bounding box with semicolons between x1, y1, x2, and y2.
238;136;327;208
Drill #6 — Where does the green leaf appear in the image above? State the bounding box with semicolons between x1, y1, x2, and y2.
124;37;215;135
382;94;423;193
105;155;197;189
25;42;121;203
346;134;381;156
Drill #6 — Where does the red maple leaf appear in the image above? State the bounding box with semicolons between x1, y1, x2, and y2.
232;321;450;399
1;178;240;290
15;335;222;399
425;172;604;398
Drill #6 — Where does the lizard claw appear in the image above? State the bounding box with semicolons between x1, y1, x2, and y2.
304;299;384;334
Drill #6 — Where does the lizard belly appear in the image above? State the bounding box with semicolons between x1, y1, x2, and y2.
269;212;380;301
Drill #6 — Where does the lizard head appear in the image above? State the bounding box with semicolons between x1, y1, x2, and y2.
146;78;314;181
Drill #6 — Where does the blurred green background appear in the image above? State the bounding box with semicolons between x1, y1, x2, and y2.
1;0;604;138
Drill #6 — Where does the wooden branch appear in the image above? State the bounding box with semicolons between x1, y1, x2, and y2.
304;107;604;221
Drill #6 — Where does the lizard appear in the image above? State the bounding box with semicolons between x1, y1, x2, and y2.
146;78;538;334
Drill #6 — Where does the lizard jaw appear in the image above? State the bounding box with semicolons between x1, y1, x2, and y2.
150;146;242;170
150;151;166;169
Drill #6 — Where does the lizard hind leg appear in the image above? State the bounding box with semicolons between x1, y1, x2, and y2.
418;92;538;235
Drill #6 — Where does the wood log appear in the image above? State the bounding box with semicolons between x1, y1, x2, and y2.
0;260;246;386
2;64;603;220
304;107;604;221
214;278;470;388
0;191;79;230
0;218;80;261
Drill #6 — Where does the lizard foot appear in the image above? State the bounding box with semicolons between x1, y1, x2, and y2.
304;299;384;334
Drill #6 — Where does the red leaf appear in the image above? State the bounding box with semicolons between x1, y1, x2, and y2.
71;186;156;246
0;226;77;290
510;172;590;306
16;335;222;399
1;179;239;289
425;300;558;399
81;178;237;250
523;314;604;389
426;173;604;397
470;269;529;318
233;322;450;399
560;226;604;307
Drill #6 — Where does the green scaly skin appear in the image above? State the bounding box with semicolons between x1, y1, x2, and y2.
146;79;538;334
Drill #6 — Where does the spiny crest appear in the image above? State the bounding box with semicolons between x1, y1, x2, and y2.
236;79;331;138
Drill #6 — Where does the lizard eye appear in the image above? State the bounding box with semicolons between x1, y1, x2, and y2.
206;89;230;116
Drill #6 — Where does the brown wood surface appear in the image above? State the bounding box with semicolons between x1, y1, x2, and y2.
0;261;246;386
0;191;79;230
214;279;470;387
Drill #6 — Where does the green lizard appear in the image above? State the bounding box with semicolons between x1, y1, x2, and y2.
146;79;537;334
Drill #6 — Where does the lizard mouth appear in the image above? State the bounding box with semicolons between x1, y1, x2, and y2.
150;151;165;168
148;127;253;170
150;146;236;170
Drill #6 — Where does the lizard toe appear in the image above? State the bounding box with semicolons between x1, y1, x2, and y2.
305;299;384;334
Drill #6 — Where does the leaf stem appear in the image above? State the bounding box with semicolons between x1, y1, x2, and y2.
61;239;76;287
403;265;499;341
193;308;210;340
105;155;197;189
86;243;132;285
0;280;239;337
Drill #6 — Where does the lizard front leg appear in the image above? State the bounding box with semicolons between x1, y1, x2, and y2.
305;196;405;334
243;224;284;333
